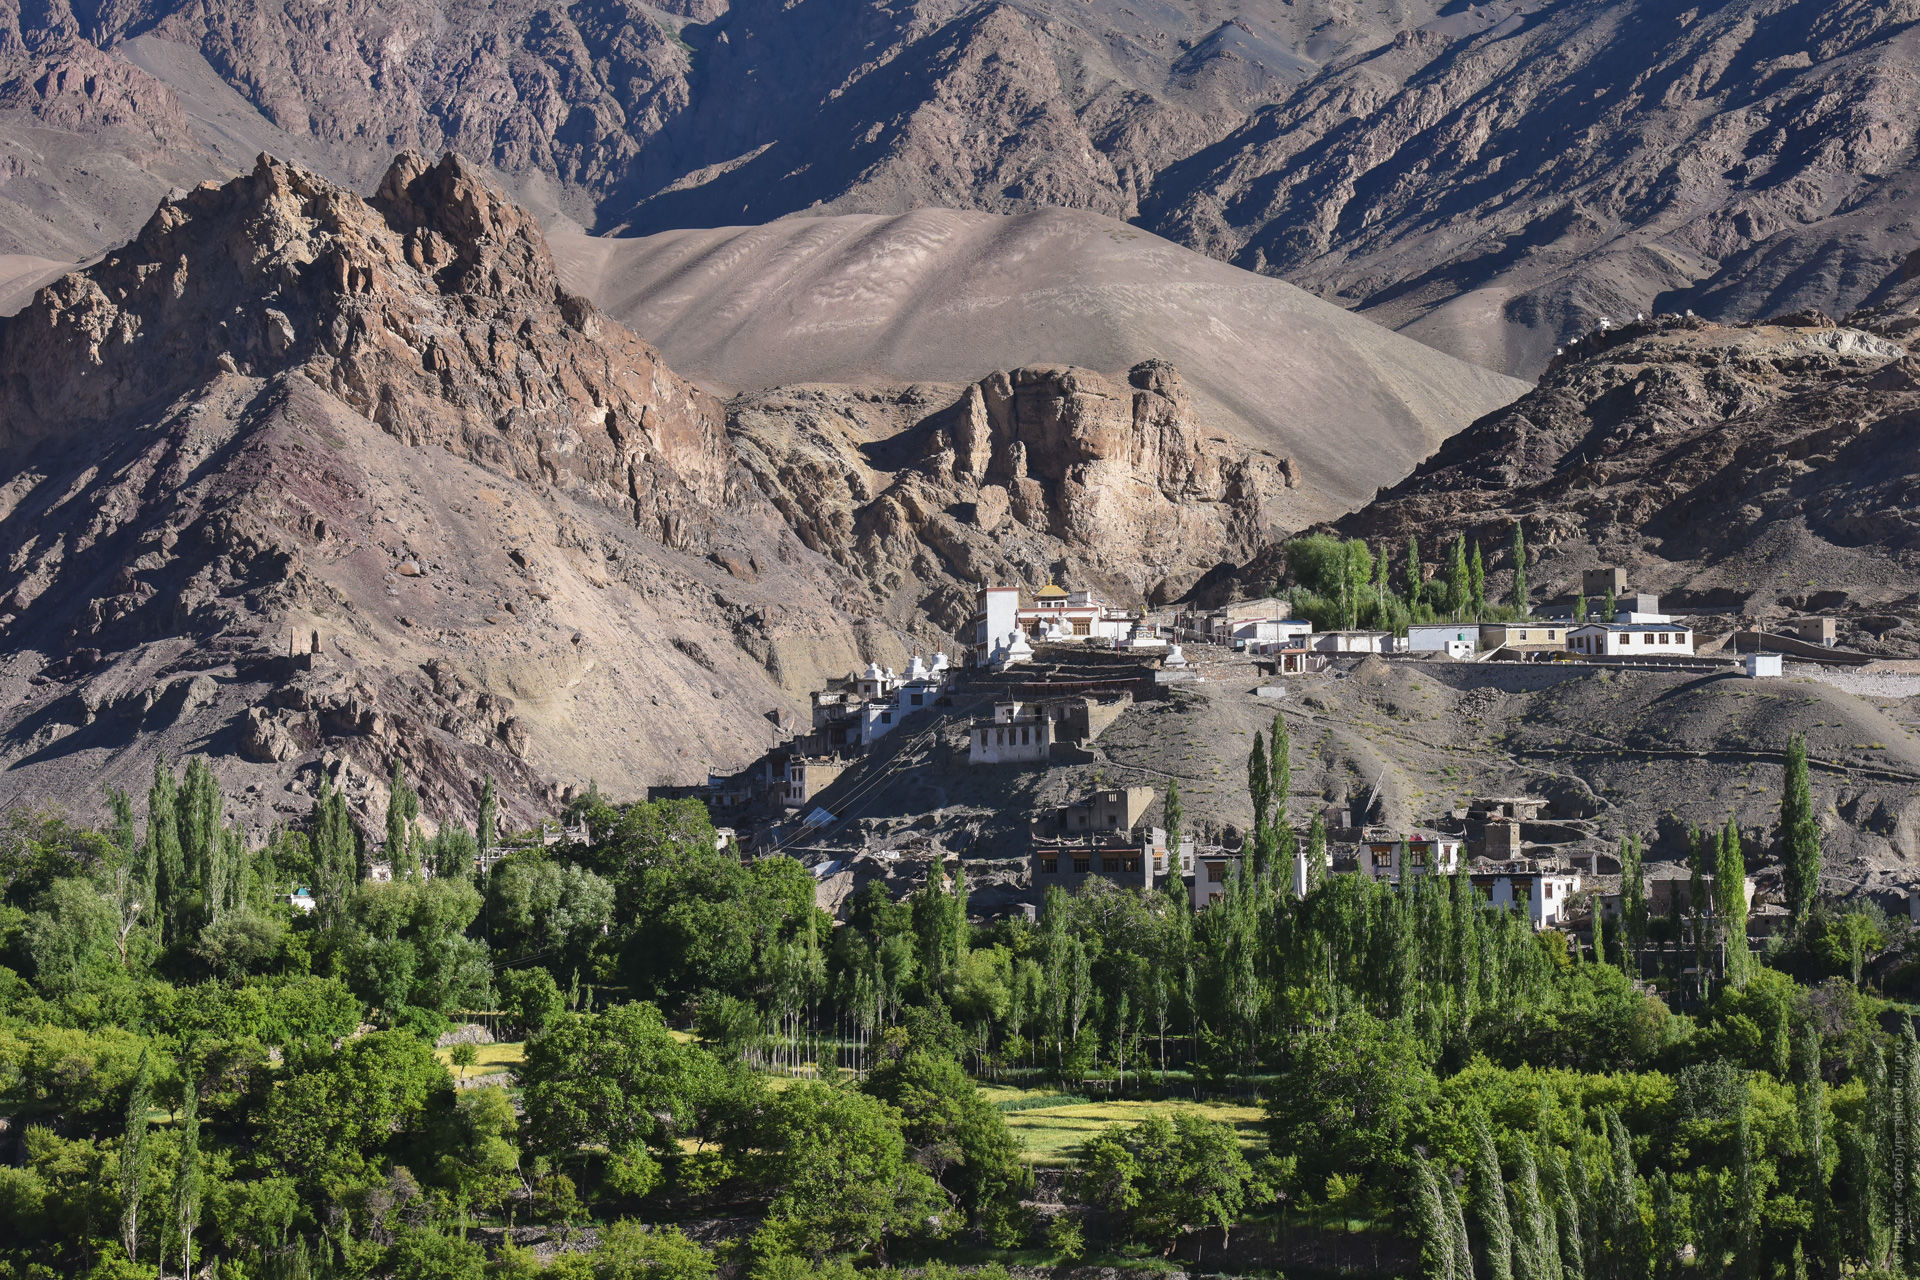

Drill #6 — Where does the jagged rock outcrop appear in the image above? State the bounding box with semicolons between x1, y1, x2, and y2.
0;154;888;830
730;360;1276;630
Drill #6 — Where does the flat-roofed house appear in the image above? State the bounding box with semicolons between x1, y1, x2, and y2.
1568;622;1695;657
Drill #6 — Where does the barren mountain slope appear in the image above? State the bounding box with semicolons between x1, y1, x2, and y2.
549;207;1527;526
0;154;891;833
1277;304;1920;648
8;0;1919;379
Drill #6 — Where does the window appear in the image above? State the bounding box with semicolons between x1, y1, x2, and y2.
910;694;923;706
1544;882;1555;899
1072;620;1090;636
1020;726;1029;745
1099;854;1116;873
1207;862;1226;883
1512;880;1532;902
1107;814;1119;827
1124;856;1141;872
1073;856;1090;874
881;711;892;724
1040;857;1058;874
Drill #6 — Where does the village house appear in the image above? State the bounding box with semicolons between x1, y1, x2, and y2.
1613;593;1669;623
968;693;1130;765
1030;786;1191;894
1567;621;1696;657
1469;863;1584;929
1407;623;1478;659
1583;567;1628;598
1313;630;1397;654
808;654;952;750
1207;601;1314;649
1479;621;1569;658
1189;847;1248;909
1347;831;1464;883
784;756;848;808
1794;617;1837;647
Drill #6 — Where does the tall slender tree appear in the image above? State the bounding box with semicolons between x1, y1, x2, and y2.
147;759;184;946
1471;1109;1516;1280
477;774;498;863
173;1067;202;1280
1470;542;1487;616
1163;779;1184;861
1717;821;1750;987
1510;524;1528;616
386;757;420;879
1619;835;1647;979
1405;536;1424;610
1248;732;1271;875
1447;538;1471;619
1780;734;1821;931
1269;712;1291;838
1411;1160;1457;1280
120;1048;152;1263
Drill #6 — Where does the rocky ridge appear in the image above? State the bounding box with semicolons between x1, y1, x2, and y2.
1292;302;1920;646
0;153;886;830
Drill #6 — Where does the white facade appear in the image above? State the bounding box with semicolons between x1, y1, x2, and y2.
1472;869;1583;928
1407;624;1477;659
1356;833;1463;883
969;702;1054;764
1314;630;1394;654
1568;623;1695;657
1744;653;1783;678
971;586;1023;667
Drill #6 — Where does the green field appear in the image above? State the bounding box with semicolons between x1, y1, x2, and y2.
436;1040;525;1078
980;1086;1264;1167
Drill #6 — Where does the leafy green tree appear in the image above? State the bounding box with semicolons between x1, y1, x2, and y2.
147;759;185;947
1409;1159;1457;1280
1716;822;1749;987
1264;1012;1436;1190
755;1082;946;1262
1574;590;1587;623
1248;731;1271;870
431;1085;519;1222
1780;735;1820;931
1074;1110;1261;1250
1619;835;1646;977
517;1003;712;1166
265;1030;450;1198
1472;541;1488;615
25;876;120;996
485;853;614;971
1601;587;1615;623
309;777;359;928
388;1226;488;1280
1447;538;1470;617
1405;536;1424;609
863;1050;1030;1242
1270;712;1291;838
498;967;564;1039
582;1221;715;1280
1163;780;1183;861
1303;811;1328;894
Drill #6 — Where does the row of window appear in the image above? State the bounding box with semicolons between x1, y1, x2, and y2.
1038;855;1146;874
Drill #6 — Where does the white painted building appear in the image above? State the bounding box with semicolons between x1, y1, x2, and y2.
969;702;1055;764
970;584;1133;666
1355;832;1463;883
1744;653;1783;678
1313;630;1395;654
1567;622;1695;657
1407;623;1478;659
1470;867;1583;929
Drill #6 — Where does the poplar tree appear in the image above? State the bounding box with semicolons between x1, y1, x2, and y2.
386;757;420;879
173;1068;202;1280
1688;826;1711;999
1649;1170;1678;1280
310;777;358;926
178;758;221;931
1269;712;1291;837
1405;536;1424;609
1591;899;1608;969
1304;812;1327;894
1509;525;1528;616
1411;1160;1456;1280
1717;821;1749;987
1511;1140;1559;1280
120;1048;152;1263
1471;1109;1515;1280
477;774;498;863
1574;589;1587;623
1780;734;1820;930
1599;1112;1645;1280
1248;732;1271;874
1447;538;1470;618
1619;834;1647;978
1163;779;1184;860
1541;1146;1585;1280
1601;588;1616;624
1470;542;1487;616
147;758;184;946
1794;1025;1831;1268
1440;1173;1477;1280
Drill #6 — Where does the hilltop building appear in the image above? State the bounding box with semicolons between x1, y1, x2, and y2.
1030;786;1191;894
970;583;1137;667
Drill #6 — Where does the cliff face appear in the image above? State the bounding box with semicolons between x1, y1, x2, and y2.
730;360;1276;632
0;154;886;831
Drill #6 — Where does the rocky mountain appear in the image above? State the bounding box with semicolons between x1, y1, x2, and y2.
6;0;1920;377
0;153;886;833
729;359;1275;630
0;154;1321;829
1298;303;1920;647
547;206;1525;526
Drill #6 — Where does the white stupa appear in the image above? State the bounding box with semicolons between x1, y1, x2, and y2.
1164;643;1190;668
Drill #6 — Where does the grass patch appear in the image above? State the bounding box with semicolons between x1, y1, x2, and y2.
437;1040;524;1077
979;1087;1264;1167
